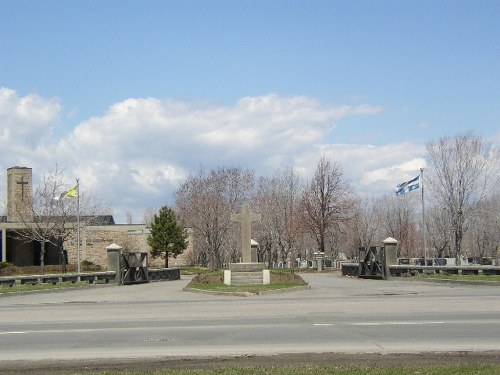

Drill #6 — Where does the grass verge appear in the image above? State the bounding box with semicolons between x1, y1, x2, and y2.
82;364;500;374
0;281;101;294
416;273;500;282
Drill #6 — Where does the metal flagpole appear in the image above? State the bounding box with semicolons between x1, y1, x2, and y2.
420;168;427;266
76;178;80;276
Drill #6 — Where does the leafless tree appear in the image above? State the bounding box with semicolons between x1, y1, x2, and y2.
426;132;498;264
300;157;354;254
175;166;255;270
351;196;383;249
253;177;278;267
381;193;420;258
467;191;500;260
143;206;157;227
254;167;303;268
426;204;453;258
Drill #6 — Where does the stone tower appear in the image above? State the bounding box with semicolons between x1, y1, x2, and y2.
7;166;33;222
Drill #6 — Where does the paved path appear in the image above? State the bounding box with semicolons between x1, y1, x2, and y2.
0;273;499;363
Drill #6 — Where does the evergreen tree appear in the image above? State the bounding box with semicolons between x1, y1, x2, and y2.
147;206;188;268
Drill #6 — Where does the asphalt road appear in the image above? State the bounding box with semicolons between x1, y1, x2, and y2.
0;273;499;364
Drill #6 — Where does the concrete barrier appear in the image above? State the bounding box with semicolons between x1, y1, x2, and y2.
341;263;500;278
341;263;359;277
0;277;16;287
0;268;180;287
148;267;180;281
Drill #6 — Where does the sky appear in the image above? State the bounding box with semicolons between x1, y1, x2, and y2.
1;0;499;223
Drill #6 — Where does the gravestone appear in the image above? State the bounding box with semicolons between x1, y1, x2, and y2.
225;204;269;285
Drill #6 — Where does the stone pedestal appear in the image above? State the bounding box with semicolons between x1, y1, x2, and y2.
224;263;269;285
314;252;325;271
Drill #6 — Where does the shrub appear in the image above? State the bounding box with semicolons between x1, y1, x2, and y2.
0;263;20;276
0;261;14;270
80;259;102;272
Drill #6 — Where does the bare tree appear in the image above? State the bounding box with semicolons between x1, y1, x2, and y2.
175;166;255;270
13;168;63;274
143;206;157;227
426;204;453;258
351;196;383;249
126;211;133;225
467;192;500;260
381;193;420;258
426;132;498;264
301;157;354;254
253;177;278;267
254;167;303;268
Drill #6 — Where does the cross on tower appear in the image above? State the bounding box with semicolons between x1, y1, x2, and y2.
16;176;29;200
231;204;261;263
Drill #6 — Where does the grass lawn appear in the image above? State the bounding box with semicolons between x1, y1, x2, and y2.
83;364;500;374
0;281;99;294
185;268;307;294
416;273;500;282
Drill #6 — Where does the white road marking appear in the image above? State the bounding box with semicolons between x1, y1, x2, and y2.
350;321;445;326
313;321;447;327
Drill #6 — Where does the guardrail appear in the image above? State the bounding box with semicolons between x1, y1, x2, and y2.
0;267;181;287
341;263;500;278
389;264;500;277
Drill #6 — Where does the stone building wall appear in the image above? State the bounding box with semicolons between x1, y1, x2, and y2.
64;225;195;270
6;167;33;222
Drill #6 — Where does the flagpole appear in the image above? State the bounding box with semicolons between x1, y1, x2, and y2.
76;178;80;276
420;168;427;266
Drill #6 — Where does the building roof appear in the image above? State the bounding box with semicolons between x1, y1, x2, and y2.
0;215;115;225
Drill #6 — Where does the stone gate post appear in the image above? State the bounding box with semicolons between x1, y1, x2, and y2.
383;237;399;279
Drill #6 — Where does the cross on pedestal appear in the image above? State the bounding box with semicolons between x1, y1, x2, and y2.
16;176;29;200
231;204;261;263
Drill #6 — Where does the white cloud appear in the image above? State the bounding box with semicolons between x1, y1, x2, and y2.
1;88;424;222
294;142;427;195
0;87;60;158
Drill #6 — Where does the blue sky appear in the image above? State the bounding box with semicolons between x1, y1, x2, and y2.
1;1;499;223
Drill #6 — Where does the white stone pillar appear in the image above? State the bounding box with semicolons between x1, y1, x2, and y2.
1;228;6;262
224;270;232;285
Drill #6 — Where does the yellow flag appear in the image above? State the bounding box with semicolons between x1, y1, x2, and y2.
63;184;78;199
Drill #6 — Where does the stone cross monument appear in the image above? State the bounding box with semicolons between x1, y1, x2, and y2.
225;204;268;286
231;204;261;263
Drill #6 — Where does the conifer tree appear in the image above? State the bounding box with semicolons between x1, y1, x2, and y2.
147;206;188;268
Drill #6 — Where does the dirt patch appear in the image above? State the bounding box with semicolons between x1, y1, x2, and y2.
187;272;224;286
271;272;307;284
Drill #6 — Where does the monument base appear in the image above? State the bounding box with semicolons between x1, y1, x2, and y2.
225;263;270;285
229;262;267;272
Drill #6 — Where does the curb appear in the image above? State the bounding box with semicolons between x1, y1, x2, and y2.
183;284;310;297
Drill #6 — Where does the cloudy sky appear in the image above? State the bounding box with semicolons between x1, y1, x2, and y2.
1;1;499;223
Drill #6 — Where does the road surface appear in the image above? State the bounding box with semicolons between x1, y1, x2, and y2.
0;273;499;368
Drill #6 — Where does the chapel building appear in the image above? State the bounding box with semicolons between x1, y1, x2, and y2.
0;166;193;270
